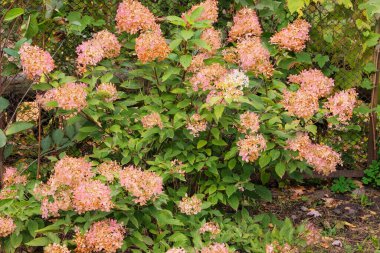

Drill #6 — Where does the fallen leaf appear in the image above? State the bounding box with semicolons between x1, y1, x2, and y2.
307;209;322;217
332;240;343;247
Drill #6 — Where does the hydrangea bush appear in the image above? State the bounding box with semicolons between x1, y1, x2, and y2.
0;0;360;252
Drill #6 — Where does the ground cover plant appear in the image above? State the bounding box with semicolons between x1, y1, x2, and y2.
0;0;379;252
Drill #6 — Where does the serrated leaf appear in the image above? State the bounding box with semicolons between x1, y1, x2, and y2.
259;154;271;168
180;30;194;41
180;55;192;69
275;162;286;178
166;16;186;26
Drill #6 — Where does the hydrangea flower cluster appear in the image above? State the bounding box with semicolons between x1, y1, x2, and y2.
72;180;113;214
199;222;221;237
34;156;113;218
237;134;267;163
141;112;163;129
228;8;262;41
44;244;71;253
2;167;27;188
265;241;299;253
119;165;163;205
178;195;202;215
238;112;260;134
282;69;335;119
135;30;171;63
287;133;342;175
200;28;222;54
222;47;239;64
190;63;228;91
98;161;122;182
186;113;208;137
200;243;229;253
324;88;357;124
36;82;88;111
76;30;121;73
188;53;210;73
96;83;118;103
236;37;274;77
182;0;218;23
116;0;169;63
116;0;159;34
74;219;125;253
288;69;334;98
270;19;311;52
166;248;187;253
0;217;16;237
19;43;55;80
281;89;319;119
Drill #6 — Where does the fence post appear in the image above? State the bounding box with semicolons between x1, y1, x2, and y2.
368;15;380;164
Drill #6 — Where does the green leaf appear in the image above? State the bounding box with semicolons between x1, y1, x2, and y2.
26;237;51;246
169;39;182;50
166;16;186;26
0;130;6;148
27;220;39;237
162;67;181;82
225;185;236;198
25;14;39;39
180;55;192;69
52;129;64;145
10;233;23;248
275;162;286;178
6;122;34;135
315;54;329;68
228;194;239;210
0;97;10;112
197;140;207;149
214;105;225;122
305;124;317;135
4;8;24;22
259;154;271;168
255;185;272;201
180;30;194;41
287;0;305;14
191;39;211;51
296;52;312;64
189;6;204;21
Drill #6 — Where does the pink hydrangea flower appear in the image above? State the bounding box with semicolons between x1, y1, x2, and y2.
281;89;319;119
141;112;163;129
2;167;27;188
324;88;357;124
93;30;121;59
19;43;55;80
96;83;118;103
75;219;125;253
178;195;202;215
200;28;222;54
166;248;187;253
237;134;267;162
182;0;218;24
270;19;311;52
119;165;163;205
116;0;159;34
237;37;274;78
229;8;262;41
199;222;221;237
190;63;228;91
44;244;70;253
238;112;260;134
186;113;208;137
200;243;229;253
288;69;334;98
37;82;88;111
72;180;113;214
135;31;171;63
98;161;122;182
188;53;210;73
0;217;16;237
